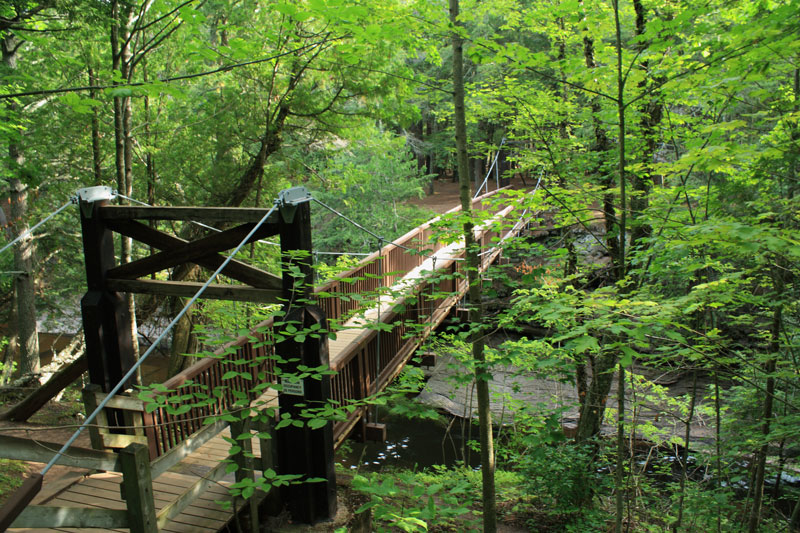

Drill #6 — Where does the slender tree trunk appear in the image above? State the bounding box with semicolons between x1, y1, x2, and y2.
450;1;496;530
748;302;781;531
630;0;662;247
426;115;434;194
615;362;625;533
89;66;103;185
582;22;619;276
3;34;40;378
789;65;799;199
576;351;616;441
715;372;723;533
9;180;40;376
111;0;141;374
612;0;627;278
674;369;698;531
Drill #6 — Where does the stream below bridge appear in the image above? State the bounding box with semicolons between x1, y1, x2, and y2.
338;332;718;472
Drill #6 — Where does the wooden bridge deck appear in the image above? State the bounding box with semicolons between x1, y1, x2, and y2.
8;390;280;533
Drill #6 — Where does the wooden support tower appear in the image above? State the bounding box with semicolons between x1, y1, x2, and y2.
76;185;337;524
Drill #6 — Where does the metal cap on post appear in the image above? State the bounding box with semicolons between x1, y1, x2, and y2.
77;186;115;217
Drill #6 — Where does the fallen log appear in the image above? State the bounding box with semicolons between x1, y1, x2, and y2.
0;352;87;422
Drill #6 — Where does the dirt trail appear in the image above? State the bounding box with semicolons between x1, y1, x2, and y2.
407;176;529;214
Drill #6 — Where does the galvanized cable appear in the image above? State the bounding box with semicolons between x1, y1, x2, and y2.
478;172;543;257
114;192;225;235
310;197;418;255
0;198;74;257
40;199;280;476
473;138;507;200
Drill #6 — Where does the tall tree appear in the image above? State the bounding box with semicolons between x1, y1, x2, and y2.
1;3;51;378
450;0;496;531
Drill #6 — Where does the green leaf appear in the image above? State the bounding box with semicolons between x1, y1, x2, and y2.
571;335;600;354
619;346;637;368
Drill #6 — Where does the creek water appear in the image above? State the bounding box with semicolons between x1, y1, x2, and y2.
337;406;482;471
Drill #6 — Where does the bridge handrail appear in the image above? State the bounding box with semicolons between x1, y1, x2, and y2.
312;187;512;321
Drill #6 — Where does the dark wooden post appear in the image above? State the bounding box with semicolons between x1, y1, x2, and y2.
276;194;337;523
78;187;137;393
276;306;337;523
498;150;510;187
279;199;314;304
119;443;157;533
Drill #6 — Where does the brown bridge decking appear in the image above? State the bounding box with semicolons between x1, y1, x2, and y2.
4;188;529;533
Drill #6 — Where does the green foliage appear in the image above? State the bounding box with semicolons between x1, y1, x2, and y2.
0;459;27;503
351;467;530;531
311;126;433;252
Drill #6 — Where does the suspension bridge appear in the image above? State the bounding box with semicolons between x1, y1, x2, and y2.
0;177;536;532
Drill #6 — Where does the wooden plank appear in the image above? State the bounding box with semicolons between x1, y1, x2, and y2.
73;478;232;523
100;433;148;449
0;474;42;531
155;457;230;529
70;481;173;508
149;419;228;479
9;506;129;529
119;444;157;533
0;435;122;471
105;219;283;289
81;384;109;452
107;223;277;281
89;390;144;411
106;279;283;304
99;205;282;224
154;473;232;504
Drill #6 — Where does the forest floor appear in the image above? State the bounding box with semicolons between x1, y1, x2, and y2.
408;175;529;214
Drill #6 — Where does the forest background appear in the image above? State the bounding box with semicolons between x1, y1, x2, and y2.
1;0;800;531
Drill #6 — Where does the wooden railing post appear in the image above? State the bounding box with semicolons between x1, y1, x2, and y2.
230;417;259;533
119;443;157;533
276;193;336;524
81;383;108;451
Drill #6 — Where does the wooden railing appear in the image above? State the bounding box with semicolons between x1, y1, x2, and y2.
312;188;507;322
81;326;278;461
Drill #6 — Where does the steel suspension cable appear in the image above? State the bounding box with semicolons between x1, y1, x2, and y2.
115;192;225;235
311;197;418;255
40;199;280;476
0;198;74;257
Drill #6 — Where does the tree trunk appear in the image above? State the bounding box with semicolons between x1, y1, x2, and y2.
4;33;39;377
582;30;619;278
575;351;615;441
9;180;40;376
167;305;197;377
111;0;141;376
748;302;781;531
615;363;625;533
630;0;662;248
89;66;103;185
450;1;496;530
